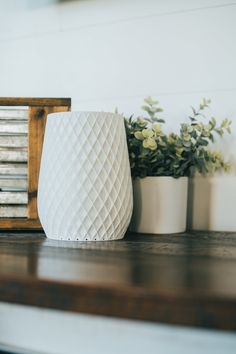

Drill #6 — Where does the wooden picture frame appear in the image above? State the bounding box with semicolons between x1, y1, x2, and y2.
0;97;71;229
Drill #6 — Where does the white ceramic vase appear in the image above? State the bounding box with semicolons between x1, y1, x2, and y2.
130;176;188;234
38;111;133;241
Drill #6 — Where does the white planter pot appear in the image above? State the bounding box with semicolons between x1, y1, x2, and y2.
188;175;236;231
38;111;133;241
130;176;188;234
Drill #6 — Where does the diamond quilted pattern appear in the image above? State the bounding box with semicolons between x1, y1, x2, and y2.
38;111;133;241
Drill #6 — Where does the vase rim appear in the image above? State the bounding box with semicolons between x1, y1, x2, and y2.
47;111;122;118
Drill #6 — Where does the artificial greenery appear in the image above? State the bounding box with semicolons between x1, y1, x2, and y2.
124;97;231;178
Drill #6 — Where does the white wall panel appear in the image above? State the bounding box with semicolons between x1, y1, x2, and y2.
1;4;236;102
1;1;235;40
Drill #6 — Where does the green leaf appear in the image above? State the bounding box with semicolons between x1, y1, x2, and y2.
144;96;159;106
124;97;231;178
198;138;208;146
183;141;191;147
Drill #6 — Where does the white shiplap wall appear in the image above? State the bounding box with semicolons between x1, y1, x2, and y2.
0;1;235;121
0;0;236;230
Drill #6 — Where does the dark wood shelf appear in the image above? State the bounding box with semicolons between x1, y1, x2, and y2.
0;231;236;330
0;97;71;106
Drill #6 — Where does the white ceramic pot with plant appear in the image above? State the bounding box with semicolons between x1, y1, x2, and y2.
125;97;231;234
132;176;188;233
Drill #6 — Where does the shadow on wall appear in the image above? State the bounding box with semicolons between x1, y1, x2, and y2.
188;176;236;232
187;177;212;230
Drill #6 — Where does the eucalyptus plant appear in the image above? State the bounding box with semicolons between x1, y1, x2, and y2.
125;97;231;178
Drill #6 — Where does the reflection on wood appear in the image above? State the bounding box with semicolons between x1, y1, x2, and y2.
1;232;236;330
0;254;28;273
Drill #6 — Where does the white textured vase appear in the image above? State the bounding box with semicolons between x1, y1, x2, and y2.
38;111;133;241
130;176;188;234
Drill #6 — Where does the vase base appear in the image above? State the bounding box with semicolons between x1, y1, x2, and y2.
44;232;126;242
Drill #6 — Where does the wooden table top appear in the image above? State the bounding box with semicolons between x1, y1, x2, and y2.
0;231;236;331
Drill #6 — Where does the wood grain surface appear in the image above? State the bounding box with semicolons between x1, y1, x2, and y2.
0;97;71;227
0;219;41;228
0;98;71;107
0;231;236;330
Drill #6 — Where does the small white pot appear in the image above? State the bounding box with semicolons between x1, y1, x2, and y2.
130;176;188;234
188;175;236;231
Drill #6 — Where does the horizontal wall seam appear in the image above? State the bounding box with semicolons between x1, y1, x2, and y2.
71;87;236;104
0;2;235;43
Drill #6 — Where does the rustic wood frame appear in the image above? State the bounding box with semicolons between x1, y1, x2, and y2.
0;97;71;229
